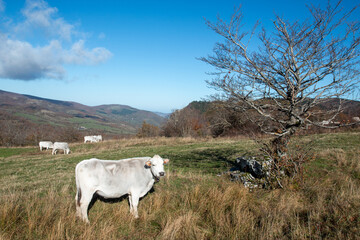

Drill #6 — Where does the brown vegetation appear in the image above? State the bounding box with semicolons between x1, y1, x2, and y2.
137;121;160;138
0;134;359;239
0;89;166;146
161;100;360;138
0;111;83;146
161;107;209;137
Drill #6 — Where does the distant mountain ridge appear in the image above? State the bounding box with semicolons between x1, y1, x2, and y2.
0;89;166;135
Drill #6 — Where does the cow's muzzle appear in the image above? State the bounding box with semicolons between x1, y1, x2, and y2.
159;172;165;177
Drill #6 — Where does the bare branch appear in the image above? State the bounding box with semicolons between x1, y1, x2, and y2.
201;0;360;139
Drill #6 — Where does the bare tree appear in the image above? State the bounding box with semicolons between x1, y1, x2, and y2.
162;108;209;137
137;121;160;138
200;1;360;185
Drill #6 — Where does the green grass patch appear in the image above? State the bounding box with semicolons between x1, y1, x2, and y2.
0;147;37;158
68;117;133;134
14;112;43;123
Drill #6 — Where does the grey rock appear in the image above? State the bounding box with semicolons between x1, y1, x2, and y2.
235;156;265;178
219;156;274;189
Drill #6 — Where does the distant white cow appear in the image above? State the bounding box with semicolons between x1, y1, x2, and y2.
52;142;71;155
39;141;53;151
84;135;102;143
84;136;96;143
96;135;103;142
75;155;169;222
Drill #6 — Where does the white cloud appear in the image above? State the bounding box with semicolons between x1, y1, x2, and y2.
15;0;74;41
65;40;112;65
0;0;112;81
0;36;64;80
0;35;112;81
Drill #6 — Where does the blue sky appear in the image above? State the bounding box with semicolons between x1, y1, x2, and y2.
0;0;357;113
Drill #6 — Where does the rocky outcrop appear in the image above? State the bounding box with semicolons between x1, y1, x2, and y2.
219;156;273;189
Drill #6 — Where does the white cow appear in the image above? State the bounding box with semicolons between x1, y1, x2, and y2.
96;135;103;142
75;155;169;222
84;135;102;143
39;141;53;151
52;142;71;155
84;136;96;143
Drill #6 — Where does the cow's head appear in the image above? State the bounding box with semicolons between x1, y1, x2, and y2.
145;155;169;181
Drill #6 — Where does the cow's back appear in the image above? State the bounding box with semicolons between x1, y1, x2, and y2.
39;141;53;147
54;142;69;149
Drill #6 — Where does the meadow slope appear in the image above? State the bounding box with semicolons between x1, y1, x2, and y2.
0;133;359;239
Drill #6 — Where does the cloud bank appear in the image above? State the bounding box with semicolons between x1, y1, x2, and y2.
0;0;112;81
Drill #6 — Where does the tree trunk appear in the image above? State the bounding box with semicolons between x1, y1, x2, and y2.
271;135;290;164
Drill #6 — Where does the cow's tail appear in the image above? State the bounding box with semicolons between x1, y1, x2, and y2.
75;164;82;207
77;188;82;207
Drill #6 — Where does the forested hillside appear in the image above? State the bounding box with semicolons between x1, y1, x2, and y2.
0;90;165;145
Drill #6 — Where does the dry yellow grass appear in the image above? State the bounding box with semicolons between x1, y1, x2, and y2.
1;172;360;239
1;134;360;239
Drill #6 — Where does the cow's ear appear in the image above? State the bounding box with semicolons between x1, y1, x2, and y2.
163;159;169;164
145;161;152;167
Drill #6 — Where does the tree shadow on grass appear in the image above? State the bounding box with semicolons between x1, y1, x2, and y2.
192;148;238;166
179;148;253;166
165;147;255;174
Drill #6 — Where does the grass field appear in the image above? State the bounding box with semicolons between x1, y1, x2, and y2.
0;133;359;239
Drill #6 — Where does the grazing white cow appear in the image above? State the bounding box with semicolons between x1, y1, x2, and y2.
96;135;103;142
84;136;96;143
84;135;102;143
75;155;169;222
39;141;53;151
52;142;71;155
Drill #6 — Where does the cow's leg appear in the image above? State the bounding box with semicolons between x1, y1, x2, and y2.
128;195;133;214
129;193;140;218
52;149;55;155
78;191;93;223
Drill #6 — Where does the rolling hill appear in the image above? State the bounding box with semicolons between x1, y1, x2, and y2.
0;89;166;135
